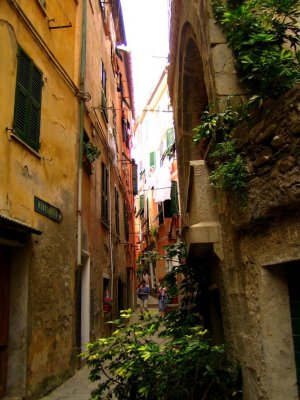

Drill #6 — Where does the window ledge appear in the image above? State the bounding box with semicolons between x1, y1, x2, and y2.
9;133;42;159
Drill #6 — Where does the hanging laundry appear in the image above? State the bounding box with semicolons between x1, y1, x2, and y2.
153;158;172;203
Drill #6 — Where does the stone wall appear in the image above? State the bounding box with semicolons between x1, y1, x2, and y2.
219;87;300;399
233;86;300;229
168;1;300;399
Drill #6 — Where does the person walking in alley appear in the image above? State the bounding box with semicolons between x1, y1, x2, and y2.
158;280;168;317
136;280;150;320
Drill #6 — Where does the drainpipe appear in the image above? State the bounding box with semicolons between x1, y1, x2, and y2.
76;0;87;353
77;0;87;268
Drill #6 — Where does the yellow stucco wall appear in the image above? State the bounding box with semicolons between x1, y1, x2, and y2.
0;1;80;397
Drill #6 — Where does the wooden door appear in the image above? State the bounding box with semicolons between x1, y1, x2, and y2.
0;248;10;398
288;265;300;396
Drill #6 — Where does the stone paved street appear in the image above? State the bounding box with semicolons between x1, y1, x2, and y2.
38;367;98;400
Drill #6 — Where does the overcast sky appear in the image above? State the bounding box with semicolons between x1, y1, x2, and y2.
120;0;170;116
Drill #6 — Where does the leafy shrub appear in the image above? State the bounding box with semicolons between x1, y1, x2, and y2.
193;0;300;199
82;243;242;399
212;0;300;98
83;310;242;400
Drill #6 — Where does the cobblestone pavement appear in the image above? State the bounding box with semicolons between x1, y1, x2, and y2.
38;366;97;400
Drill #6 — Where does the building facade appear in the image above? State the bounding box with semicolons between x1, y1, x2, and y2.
133;68;179;290
0;0;135;399
168;1;300;399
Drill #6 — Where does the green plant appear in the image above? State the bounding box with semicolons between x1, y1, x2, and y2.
193;99;248;144
193;99;249;200
83;141;101;164
212;0;300;98
82;243;242;399
82;309;242;400
193;0;300;199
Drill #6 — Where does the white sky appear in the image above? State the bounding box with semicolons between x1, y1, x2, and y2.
120;0;170;117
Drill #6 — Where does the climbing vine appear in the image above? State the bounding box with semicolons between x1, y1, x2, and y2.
194;0;300;199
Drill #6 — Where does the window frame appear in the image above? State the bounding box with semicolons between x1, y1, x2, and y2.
149;151;156;169
101;162;109;227
114;186;120;235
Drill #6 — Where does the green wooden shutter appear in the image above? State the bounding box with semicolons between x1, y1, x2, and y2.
139;195;144;211
14;49;31;139
115;187;120;234
166;127;175;148
132;160;138;195
29;65;42;149
101;162;109;225
14;48;42;151
170;181;179;215
149;151;156;168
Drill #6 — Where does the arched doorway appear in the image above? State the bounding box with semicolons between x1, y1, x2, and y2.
176;24;209;207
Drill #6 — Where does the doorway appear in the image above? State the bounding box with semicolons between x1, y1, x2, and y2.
81;251;90;352
287;263;300;395
0;247;10;398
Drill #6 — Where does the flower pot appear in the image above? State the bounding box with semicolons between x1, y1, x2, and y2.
103;304;111;312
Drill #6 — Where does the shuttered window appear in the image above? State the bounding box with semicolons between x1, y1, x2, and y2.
115;187;120;235
149;151;156;168
166;127;175;148
124;201;129;241
132;160;138;195
164;181;179;218
170;181;179;215
14;48;43;151
101;162;109;226
101;60;108;122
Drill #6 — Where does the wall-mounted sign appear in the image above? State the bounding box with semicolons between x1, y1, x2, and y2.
34;196;62;223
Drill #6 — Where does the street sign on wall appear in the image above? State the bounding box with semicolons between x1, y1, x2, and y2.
34;196;62;223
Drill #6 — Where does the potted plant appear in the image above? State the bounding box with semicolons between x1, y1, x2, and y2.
103;296;113;312
83;141;101;174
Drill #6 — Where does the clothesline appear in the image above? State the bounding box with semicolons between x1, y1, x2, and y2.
138;186;172;191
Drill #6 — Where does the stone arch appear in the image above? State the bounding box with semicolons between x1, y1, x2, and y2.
176;22;208;207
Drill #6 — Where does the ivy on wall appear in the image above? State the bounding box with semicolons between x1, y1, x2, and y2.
194;0;300;200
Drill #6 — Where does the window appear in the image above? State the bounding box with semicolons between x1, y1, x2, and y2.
101;162;109;226
122;117;130;148
166;127;175;148
158;202;164;225
137;195;144;219
170;180;179;215
115;187;120;235
124;201;129;241
101;60;108;122
13;48;43;151
149;151;156;168
132;160;138;196
156;181;178;223
163;181;179;218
